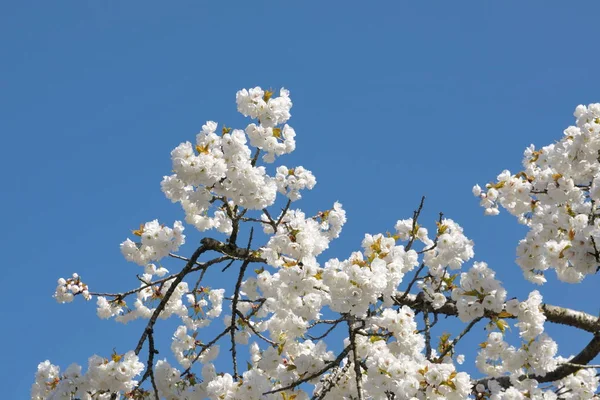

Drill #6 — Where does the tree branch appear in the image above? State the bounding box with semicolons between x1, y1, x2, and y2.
134;242;211;355
393;293;600;333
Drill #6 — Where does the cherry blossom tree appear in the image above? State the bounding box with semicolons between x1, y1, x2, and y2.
33;88;600;400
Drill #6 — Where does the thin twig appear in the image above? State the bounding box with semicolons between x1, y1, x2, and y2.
405;196;425;252
180;326;233;378
276;199;292;228
221;258;236;272
168;253;205;265
397;263;426;302
235;310;275;345
89;255;230;299
437;316;482;361
307;319;343;341
229;228;255;380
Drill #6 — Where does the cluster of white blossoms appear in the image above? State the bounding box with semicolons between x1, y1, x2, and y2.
452;262;507;322
322;233;419;317
474;104;600;284
368;306;425;358
274;165;316;201
553;361;600;400
236;87;292;128
312;333;472;400
423;219;475;276
396;217;476;278
32;352;144;400
251;265;326;341
260;202;346;267
53;273;90;303
120;220;185;266
94;278;213;327
476;290;560;396
37;89;600;400
245;123;296;163
505;290;546;341
159;88;301;237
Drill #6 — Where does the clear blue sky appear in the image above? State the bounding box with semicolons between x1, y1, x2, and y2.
3;1;600;397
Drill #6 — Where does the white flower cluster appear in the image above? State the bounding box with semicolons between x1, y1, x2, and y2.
476;332;558;380
160;88;308;237
236;87;292;128
171;325;218;369
261;202;346;267
316;332;471;400
480;378;565;400
554;362;599;400
369;306;425;358
506;290;545;341
253;265;324;341
417;362;472;400
96;296;124;320
525;333;558;375
275;165;316;201
423;219;475;276
476;331;525;378
54;273;91;303
32;352;144;400
322;234;419;317
395;217;430;242
475;104;600;284
142;358;295;400
473;169;532;217
95;279;199;326
246;123;296;163
250;339;334;389
452;262;507;322
120;220;185;266
477;290;558;390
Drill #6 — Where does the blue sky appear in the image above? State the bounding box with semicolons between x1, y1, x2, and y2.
3;1;600;397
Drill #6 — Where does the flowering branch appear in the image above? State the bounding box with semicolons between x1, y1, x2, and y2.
36;89;600;400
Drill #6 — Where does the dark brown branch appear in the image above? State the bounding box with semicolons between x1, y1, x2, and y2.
221;258;236;272
398;263;426;302
251;148;261;166
312;359;353;400
263;345;352;395
261;208;277;231
90;255;230;299
226;204;240;246
348;319;364;400
392;294;600;390
423;308;432;360
134;242;211;355
200;237;265;263
229;228;255;380
180;297;268;381
394;293;600;334
180;326;233;378
276;199;292;228
136;331;160;400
